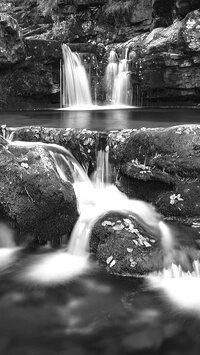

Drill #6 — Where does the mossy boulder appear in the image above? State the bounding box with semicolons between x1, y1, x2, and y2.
0;141;78;244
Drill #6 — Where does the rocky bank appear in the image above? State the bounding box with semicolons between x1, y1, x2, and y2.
3;124;200;275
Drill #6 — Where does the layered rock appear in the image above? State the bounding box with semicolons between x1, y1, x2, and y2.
114;9;200;105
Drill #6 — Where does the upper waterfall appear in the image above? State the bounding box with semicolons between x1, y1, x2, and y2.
61;44;92;108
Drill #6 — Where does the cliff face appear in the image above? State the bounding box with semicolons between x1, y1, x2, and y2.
0;0;200;109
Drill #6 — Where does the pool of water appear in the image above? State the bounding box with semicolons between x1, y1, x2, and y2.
1;107;200;129
1;250;200;355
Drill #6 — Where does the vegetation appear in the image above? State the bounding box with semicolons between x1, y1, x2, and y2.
103;0;137;24
37;0;58;17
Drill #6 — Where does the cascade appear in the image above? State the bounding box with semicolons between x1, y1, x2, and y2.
105;49;132;105
5;139;187;287
61;44;92;108
105;50;119;103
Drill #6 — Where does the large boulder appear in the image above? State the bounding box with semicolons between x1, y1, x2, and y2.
110;125;200;226
90;212;163;276
90;212;200;276
0;140;78;245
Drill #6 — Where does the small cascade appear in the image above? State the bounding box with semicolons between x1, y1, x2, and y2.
9;141;91;185
105;49;132;106
105;50;119;103
67;133;166;256
61;44;92;108
93;132;111;189
10;139;176;285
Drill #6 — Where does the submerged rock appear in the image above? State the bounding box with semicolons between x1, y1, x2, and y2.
0;141;78;245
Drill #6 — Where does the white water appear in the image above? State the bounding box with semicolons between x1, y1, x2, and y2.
1;138;200;315
7;138;199;307
148;261;200;312
0;223;19;270
105;50;132;106
12;140;172;285
61;44;92;107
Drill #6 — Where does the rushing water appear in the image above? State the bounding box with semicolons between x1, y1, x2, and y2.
61;44;92;108
1;121;200;354
105;50;132;105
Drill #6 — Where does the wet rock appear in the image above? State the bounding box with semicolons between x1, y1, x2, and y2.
90;212;200;275
8;126;99;175
5;124;200;226
90;212;163;276
114;125;200;224
0;141;78;244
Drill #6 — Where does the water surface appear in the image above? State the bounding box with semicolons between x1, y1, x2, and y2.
1;107;200;129
1;252;200;355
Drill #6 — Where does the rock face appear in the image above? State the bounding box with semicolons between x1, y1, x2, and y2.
0;0;200;108
0;13;25;68
116;9;200;105
0;141;78;245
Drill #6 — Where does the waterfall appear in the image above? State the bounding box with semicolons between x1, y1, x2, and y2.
105;49;132;106
105;50;119;103
61;44;92;108
12;139;175;285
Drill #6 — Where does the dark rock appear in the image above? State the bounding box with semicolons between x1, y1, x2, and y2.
117;10;200;105
5;124;200;225
90;212;200;275
112;125;200;223
152;0;175;28
8;126;99;175
25;38;62;63
0;141;78;244
0;13;25;68
152;0;200;29
90;212;163;276
176;0;200;18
